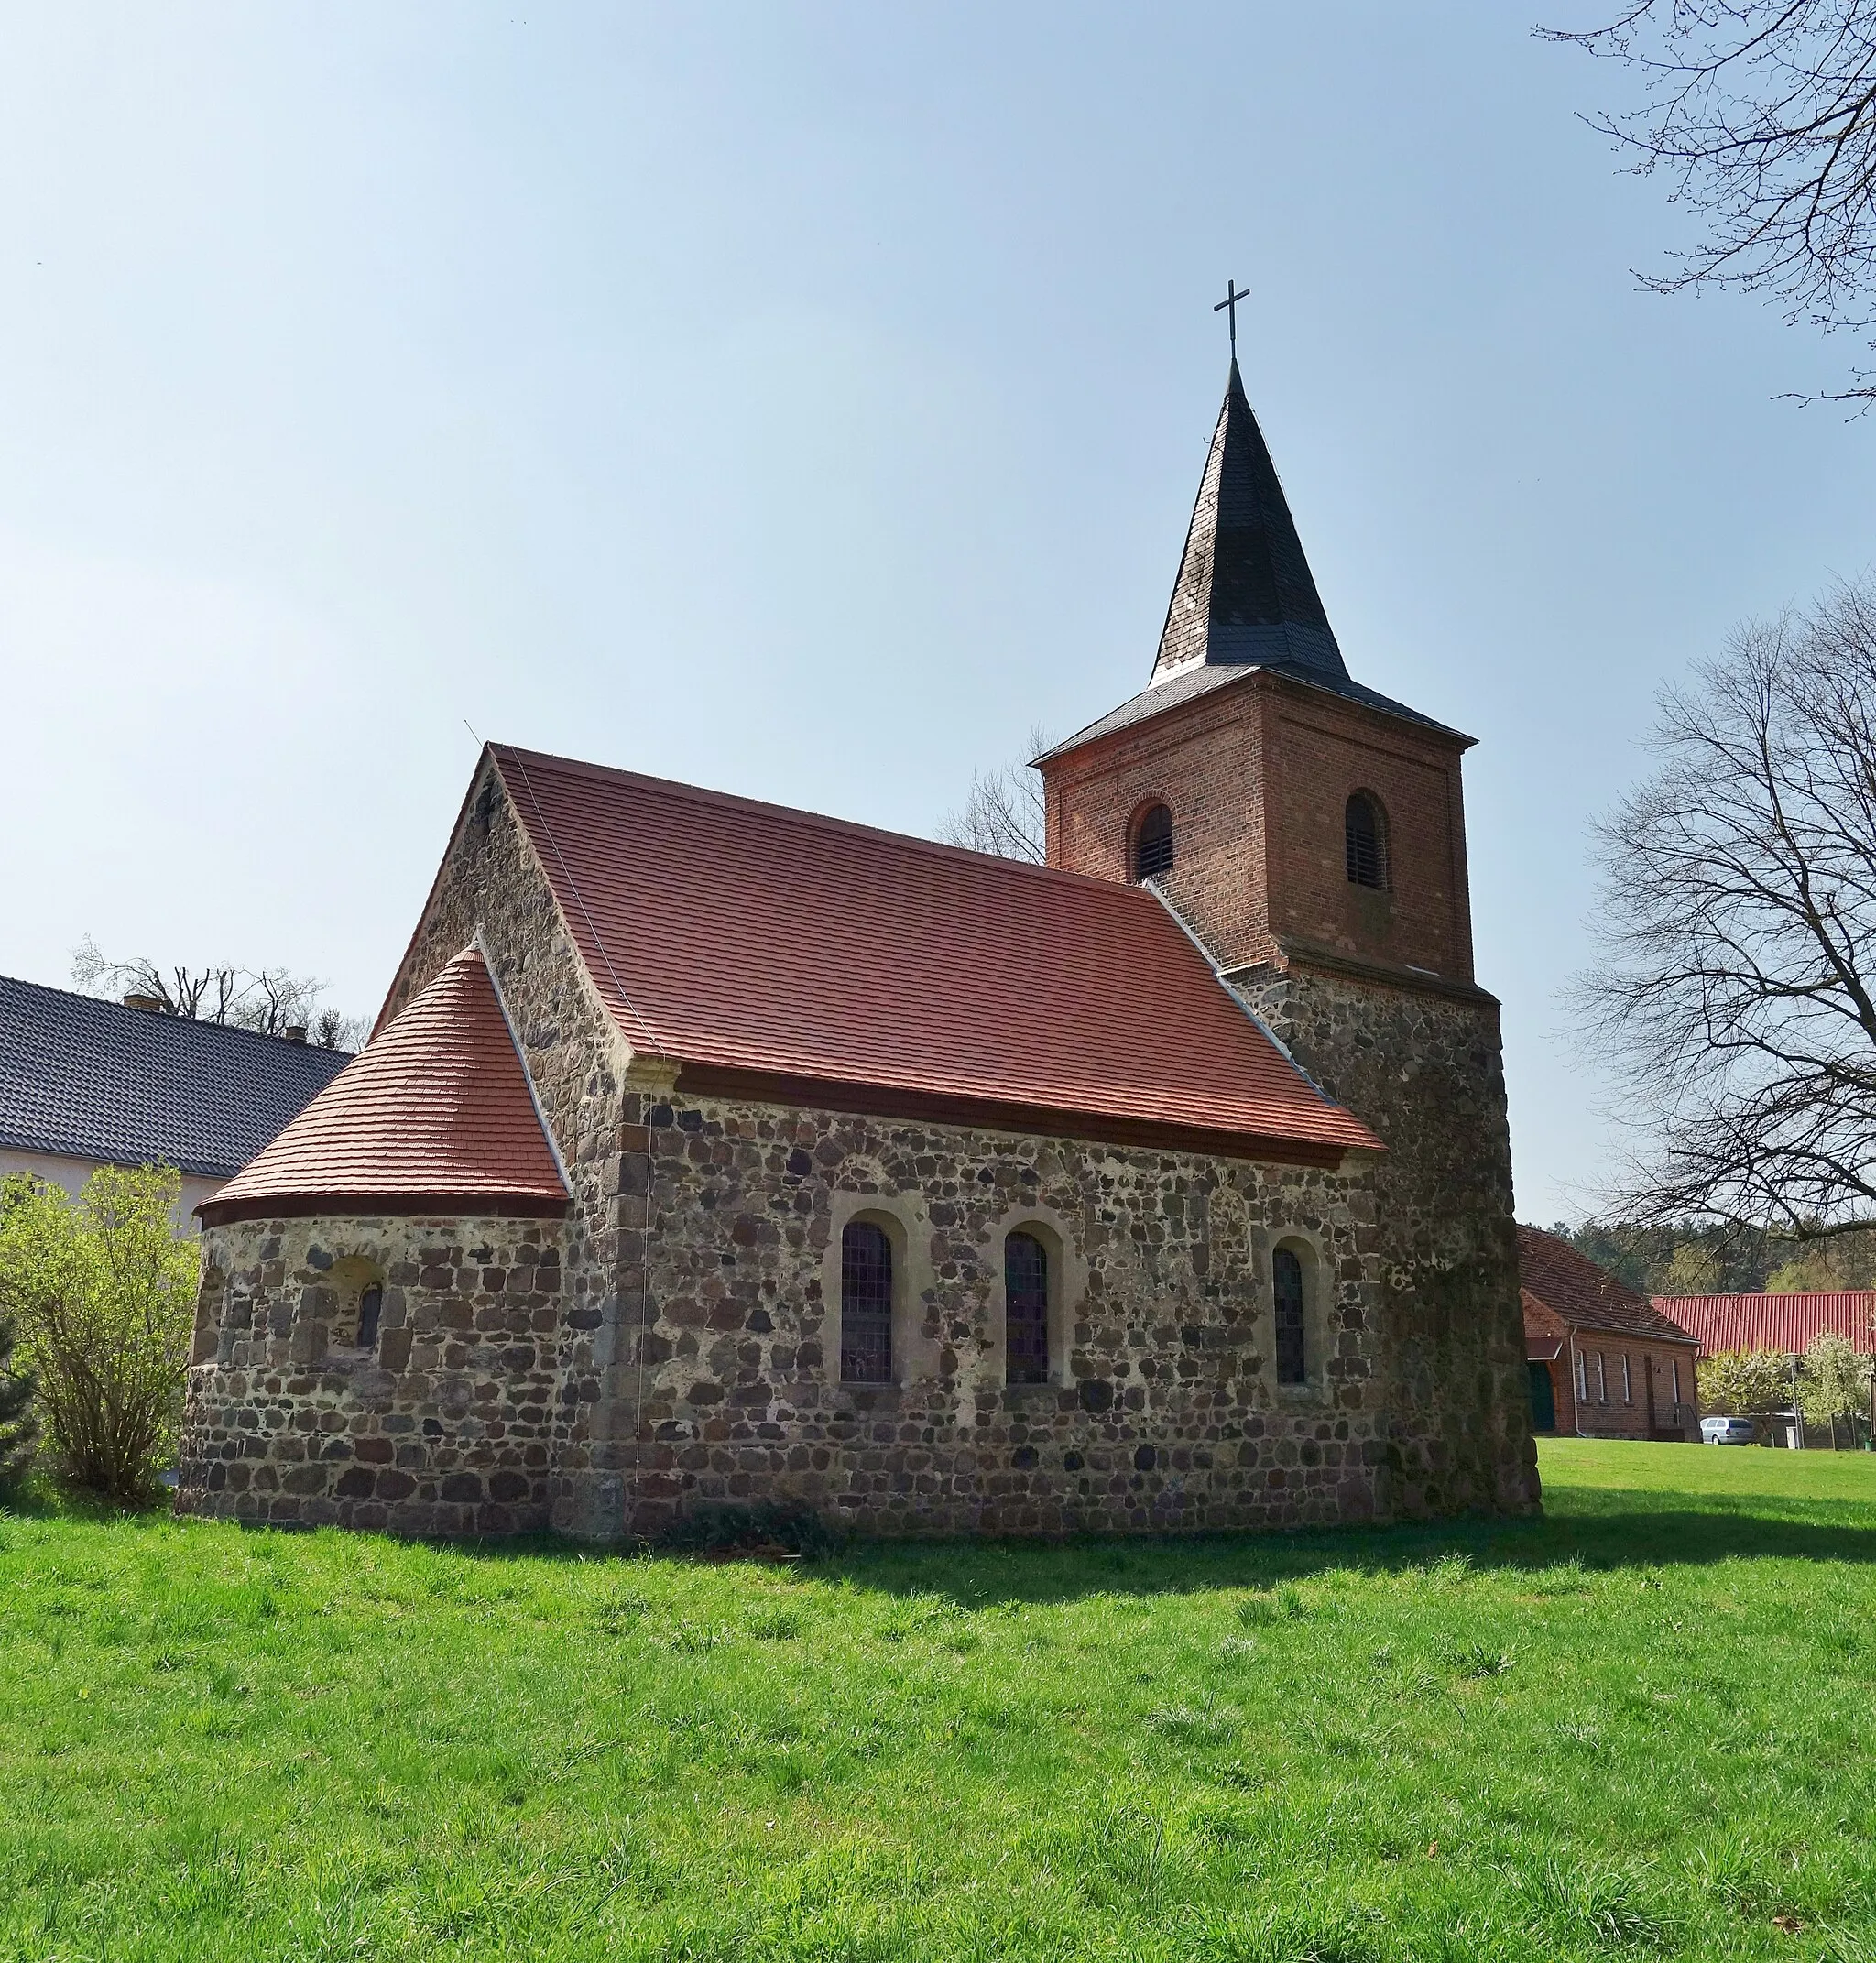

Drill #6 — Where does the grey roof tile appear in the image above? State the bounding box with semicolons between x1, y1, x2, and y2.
0;975;351;1180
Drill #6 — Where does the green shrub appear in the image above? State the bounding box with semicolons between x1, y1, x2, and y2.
0;1167;196;1503
0;1292;37;1495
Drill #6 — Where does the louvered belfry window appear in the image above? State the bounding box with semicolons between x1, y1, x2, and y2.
1273;1246;1307;1386
1005;1231;1050;1384
840;1221;893;1383
1345;792;1386;889
1134;803;1174;881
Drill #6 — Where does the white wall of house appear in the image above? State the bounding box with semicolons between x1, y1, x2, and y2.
0;1148;224;1227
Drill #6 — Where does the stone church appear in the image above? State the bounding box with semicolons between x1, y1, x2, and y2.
177;359;1539;1541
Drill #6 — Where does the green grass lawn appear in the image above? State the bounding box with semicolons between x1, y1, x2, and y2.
4;1442;1875;1962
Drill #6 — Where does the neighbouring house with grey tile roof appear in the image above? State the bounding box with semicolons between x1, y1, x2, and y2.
0;974;351;1220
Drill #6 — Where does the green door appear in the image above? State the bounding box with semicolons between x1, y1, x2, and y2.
1529;1361;1556;1432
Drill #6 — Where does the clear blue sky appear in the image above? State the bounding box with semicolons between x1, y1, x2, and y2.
5;3;1873;1223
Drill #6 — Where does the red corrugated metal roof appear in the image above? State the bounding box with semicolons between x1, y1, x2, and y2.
199;948;568;1226
490;745;1380;1160
1518;1226;1700;1346
1651;1292;1876;1359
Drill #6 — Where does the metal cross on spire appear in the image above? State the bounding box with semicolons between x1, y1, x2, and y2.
1214;278;1249;359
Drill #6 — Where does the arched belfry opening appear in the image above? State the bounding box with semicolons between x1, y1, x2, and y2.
1133;804;1174;882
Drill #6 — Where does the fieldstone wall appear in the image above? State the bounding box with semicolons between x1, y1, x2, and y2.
1231;960;1540;1519
374;755;635;1538
615;1090;1389;1538
176;1213;564;1534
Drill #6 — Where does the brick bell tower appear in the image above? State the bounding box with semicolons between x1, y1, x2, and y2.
1037;356;1538;1520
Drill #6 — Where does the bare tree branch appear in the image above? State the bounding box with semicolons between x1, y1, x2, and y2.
939;725;1052;863
1573;571;1876;1234
1542;1;1876;402
69;938;366;1051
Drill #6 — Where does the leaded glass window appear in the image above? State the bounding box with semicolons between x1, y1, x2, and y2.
1005;1231;1050;1384
1273;1246;1306;1386
840;1221;893;1383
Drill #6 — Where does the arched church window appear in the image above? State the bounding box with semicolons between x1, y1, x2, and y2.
356;1284;384;1350
1272;1246;1307;1385
840;1221;893;1383
1345;792;1387;889
1005;1231;1050;1384
1134;804;1175;881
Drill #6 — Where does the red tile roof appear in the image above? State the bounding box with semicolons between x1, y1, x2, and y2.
490;745;1380;1162
198;948;568;1227
1517;1227;1699;1347
1651;1292;1876;1359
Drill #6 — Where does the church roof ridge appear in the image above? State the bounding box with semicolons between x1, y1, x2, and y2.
483;745;1382;1161
491;743;1150;897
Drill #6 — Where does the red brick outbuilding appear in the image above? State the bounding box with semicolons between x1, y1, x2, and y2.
1519;1227;1701;1441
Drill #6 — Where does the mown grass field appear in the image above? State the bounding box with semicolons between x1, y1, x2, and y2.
3;1440;1874;1962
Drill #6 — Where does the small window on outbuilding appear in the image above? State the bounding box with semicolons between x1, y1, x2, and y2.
1134;804;1174;881
1272;1245;1307;1386
1345;791;1387;889
840;1221;893;1383
1005;1231;1050;1385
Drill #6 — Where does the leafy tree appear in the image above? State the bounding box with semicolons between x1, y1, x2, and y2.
1543;1;1876;404
1574;579;1876;1243
940;726;1051;863
1799;1328;1873;1442
0;1292;37;1495
71;937;366;1051
0;1169;197;1503
1698;1347;1794;1437
1766;1253;1844;1292
1663;1241;1723;1295
1558;1219;1772;1295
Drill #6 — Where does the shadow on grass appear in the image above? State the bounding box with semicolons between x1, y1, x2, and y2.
356;1481;1876;1604
804;1492;1876;1606
37;1473;1866;1607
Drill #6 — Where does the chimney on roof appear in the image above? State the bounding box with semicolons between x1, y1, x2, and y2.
282;1024;308;1045
122;992;166;1014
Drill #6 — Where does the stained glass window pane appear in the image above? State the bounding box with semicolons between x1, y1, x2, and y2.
1006;1231;1050;1384
841;1222;893;1383
1273;1246;1306;1385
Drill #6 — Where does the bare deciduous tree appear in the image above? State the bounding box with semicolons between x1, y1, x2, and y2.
1543;1;1876;400
1576;573;1876;1236
939;725;1051;863
71;938;366;1051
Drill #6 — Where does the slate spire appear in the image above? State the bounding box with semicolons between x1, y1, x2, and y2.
1151;358;1345;685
